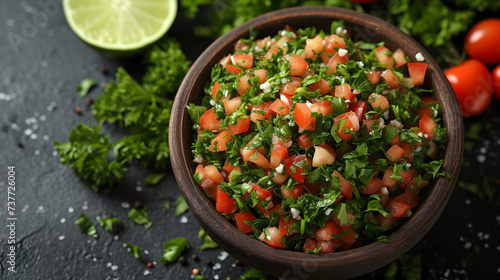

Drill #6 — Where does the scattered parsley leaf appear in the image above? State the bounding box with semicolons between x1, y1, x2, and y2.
128;206;151;231
126;243;145;261
75;213;97;237
144;173;166;186
77;78;96;98
198;229;219;250
194;276;207;280
175;196;189;216
163;200;171;211
240;268;268;280
99;217;122;232
160;237;190;264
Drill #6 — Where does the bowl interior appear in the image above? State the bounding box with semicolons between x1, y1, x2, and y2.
169;6;463;279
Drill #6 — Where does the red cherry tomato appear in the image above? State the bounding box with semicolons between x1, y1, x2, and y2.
493;64;500;100
444;59;493;116
465;19;500;65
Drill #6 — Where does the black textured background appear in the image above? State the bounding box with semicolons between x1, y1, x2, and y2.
1;1;499;279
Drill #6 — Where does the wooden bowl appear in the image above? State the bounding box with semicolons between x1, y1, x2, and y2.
169;6;463;279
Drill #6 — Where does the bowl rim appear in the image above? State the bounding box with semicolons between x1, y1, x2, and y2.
169;6;464;279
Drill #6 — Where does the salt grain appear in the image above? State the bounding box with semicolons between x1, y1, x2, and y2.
111;265;118;271
21;205;29;212
465;199;471;205
143;270;151;276
60;217;66;223
68;207;74;213
121;202;130;209
464;241;472;249
113;235;119;241
218;251;229;261
477;154;486;163
106;262;112;267
212;263;222;270
58;235;65;241
180;216;188;224
135;186;143;192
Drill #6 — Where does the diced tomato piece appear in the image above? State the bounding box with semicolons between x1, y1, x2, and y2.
276;35;294;48
419;115;437;140
264;45;280;60
398;170;411;189
382;70;401;89
303;238;319;253
280;93;293;108
400;142;414;163
234;212;257;234
362;118;378;131
386;144;405;163
334;227;356;251
209;131;233;152
407;62;427;86
333;111;359;142
280;184;308;200
368;93;390;110
304;181;320;195
418;96;438;119
280;77;302;95
254;68;269;84
195;164;216;189
307;78;331;95
204;165;224;184
226;64;243;75
326;52;349;74
374;46;394;68
199;108;220;132
252;183;274;201
382;166;398;192
237;74;252;96
283;154;311;184
332;170;353;200
270;145;289;169
393;48;408;68
224;96;242;115
216;187;237;214
232;54;253;69
367;70;381;84
334;84;355;103
315;220;342;241
302;34;324;59
312;143;337;167
228;116;250;135
250;101;273;123
270;99;290;115
297;133;313;148
219;55;230;67
272;172;289;186
279;215;299;236
376;213;400;229
360;176;383;194
211;81;220;99
264;203;285;218
222;161;234;174
324;34;347;53
286;54;309;76
309;99;333;116
348;100;368;121
294;103;316;131
388;189;419;217
320;52;331;64
241;148;271;170
259;227;285;248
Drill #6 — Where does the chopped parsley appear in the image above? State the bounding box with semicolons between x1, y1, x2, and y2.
75;213;97;237
198;228;219;250
126;243;145;261
160;237;190;264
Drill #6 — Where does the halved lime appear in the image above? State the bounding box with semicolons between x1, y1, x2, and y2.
63;0;177;56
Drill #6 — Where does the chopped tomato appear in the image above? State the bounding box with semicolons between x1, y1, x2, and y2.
199;108;220;132
237;74;252;96
407;62;427;86
250;101;273;123
254;68;269;84
312;143;337;167
326;52;349;74
224;96;242;115
368;93;389;110
382;70;401;89
232;54;253;69
279;215;299;236
280;77;303;95
348;100;368;121
374;46;394;68
252;183;274;201
211;81;220;99
376;213;400;229
302;34;323;59
226;64;243;75
332;170;353;200
270;99;290;115
360;176;383;194
294;103;316;131
386;144;404;163
335;84;355;103
216;187;237;214
283;154;311;184
382;166;398;192
228;117;250;135
333;111;359;142
194;164;216;189
417;96;437;119
281;184;308;200
309;99;333;116
234;212;257;234
204;165;224;184
307;78;331;95
324;34;346;53
393;48;408;68
209;131;233;152
367;70;381;84
297;133;313;148
388;189;419;217
315;220;342;241
419;115;437;140
270;145;289;169
259;227;285;248
286;54;309;76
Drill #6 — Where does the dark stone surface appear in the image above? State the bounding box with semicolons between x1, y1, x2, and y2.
0;1;499;279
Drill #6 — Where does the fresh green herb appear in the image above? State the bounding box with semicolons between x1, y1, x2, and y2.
163;200;171;211
175;196;189;216
198;228;219;250
240;267;268;280
126;243;145;261
194;276;207;280
77;78;96;98
128;206;152;230
458;178;500;205
144;173;166;186
75;213;97;237
160;237;190;264
383;254;422;280
99;217;122;232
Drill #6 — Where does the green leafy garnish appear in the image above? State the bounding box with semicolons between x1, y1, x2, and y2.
160;237;190;264
175;196;189;216
75;213;97;237
99;217;122;232
144;173;166;186
126;243;145;261
77;78;96;98
128;206;152;230
198;229;219;250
